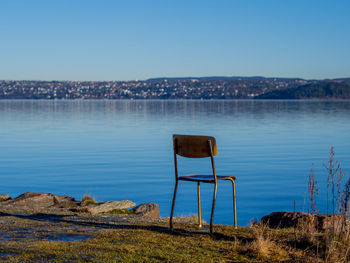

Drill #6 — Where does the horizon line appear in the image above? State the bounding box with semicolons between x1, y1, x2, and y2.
1;75;350;82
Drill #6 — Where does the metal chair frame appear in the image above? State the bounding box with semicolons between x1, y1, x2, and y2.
170;134;237;233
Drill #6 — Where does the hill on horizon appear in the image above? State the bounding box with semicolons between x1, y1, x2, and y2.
256;81;350;99
146;76;305;82
146;76;350;82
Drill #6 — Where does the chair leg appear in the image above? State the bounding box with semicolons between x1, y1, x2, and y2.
230;179;238;229
170;180;178;229
197;182;202;228
210;183;218;234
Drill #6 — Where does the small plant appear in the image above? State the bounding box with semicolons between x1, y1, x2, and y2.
321;146;348;237
343;179;350;216
323;146;342;217
308;164;319;215
81;193;98;206
305;146;350;262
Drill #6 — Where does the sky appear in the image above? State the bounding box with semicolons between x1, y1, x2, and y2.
0;0;349;81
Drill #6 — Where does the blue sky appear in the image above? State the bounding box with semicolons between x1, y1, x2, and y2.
0;0;349;80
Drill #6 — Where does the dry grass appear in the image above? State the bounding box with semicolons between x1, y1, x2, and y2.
1;210;349;262
0;212;315;263
249;225;278;259
81;193;98;206
323;227;350;263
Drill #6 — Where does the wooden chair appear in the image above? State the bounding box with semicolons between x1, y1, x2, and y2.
170;134;237;233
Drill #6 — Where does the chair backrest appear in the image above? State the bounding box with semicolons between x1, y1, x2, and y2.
173;134;218;158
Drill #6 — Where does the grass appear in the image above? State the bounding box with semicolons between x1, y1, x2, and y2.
111;209;135;215
0;212;341;263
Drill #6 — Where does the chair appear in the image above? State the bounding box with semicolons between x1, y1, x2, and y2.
170;134;237;233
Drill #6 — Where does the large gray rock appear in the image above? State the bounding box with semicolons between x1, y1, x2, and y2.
87;200;136;215
0;194;11;202
0;192;76;210
260;211;350;232
132;203;159;218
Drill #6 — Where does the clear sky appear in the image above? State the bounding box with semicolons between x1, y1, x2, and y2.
0;0;349;81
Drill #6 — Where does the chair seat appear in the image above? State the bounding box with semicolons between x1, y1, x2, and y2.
178;174;236;183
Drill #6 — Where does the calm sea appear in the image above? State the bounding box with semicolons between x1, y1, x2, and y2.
0;100;349;226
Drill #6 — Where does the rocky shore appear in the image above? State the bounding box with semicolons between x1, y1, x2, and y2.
1;192;349;231
0;192;159;218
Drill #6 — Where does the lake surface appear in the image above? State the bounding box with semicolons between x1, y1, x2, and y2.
0;100;349;226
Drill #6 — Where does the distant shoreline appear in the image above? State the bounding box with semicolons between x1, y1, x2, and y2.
1;78;349;100
1;98;350;101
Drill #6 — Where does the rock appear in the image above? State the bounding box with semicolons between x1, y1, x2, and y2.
0;192;77;210
53;195;79;208
87;200;136;215
260;212;313;228
54;194;76;204
0;194;11;202
260;211;350;232
132;203;159;218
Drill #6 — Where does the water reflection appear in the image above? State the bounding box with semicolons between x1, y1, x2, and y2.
1;99;350;116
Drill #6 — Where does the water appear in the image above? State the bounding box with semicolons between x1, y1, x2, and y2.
0;100;349;226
